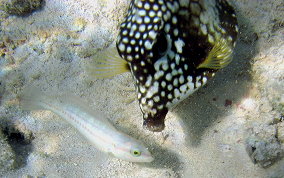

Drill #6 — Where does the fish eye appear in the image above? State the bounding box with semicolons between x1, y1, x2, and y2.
131;149;141;157
152;32;168;59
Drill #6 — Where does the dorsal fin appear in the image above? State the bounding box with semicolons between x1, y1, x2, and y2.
85;46;130;79
197;38;233;70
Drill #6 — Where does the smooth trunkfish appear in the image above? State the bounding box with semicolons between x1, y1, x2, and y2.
87;0;238;132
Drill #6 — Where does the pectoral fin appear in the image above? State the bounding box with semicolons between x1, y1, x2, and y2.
197;38;233;70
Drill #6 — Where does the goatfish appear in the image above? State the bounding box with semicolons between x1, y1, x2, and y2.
87;0;238;132
19;87;154;162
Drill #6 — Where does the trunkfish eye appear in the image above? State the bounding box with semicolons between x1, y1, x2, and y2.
152;32;168;59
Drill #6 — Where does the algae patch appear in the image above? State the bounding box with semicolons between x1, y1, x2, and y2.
0;0;45;16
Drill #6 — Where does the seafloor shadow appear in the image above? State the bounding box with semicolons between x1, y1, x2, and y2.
0;119;34;170
173;8;259;147
117;127;183;177
145;144;183;177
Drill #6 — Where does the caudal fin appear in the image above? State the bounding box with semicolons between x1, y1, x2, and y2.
19;87;46;111
85;46;130;79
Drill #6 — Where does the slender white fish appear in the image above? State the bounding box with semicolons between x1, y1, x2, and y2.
20;87;154;162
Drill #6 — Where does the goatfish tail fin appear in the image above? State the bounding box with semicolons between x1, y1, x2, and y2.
19;87;48;111
85;46;130;79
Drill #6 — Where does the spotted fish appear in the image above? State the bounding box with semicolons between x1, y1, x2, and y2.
87;0;238;132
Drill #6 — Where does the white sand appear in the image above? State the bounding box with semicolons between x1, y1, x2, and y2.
0;0;283;177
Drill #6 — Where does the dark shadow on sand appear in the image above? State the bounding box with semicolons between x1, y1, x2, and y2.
0;119;34;170
115;124;183;177
144;144;183;177
173;7;259;147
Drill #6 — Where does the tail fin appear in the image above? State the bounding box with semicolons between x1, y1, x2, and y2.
19;87;46;111
85;46;130;79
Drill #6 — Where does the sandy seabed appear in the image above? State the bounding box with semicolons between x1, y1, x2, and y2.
0;0;283;177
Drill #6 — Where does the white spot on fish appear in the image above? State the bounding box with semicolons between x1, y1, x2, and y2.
174;38;185;53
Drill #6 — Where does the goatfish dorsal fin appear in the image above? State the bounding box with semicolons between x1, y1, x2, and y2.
197;38;234;70
85;46;130;79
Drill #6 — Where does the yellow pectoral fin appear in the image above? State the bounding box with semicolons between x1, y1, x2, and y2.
85;46;130;79
197;38;234;70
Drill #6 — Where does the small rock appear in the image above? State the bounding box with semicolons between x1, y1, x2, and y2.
246;136;284;168
245;123;284;168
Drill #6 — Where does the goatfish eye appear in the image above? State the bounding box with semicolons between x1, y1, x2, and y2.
131;149;141;157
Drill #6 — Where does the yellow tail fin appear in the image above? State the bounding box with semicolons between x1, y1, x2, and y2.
85;47;130;79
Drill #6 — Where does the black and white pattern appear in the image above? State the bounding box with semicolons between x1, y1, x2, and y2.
116;0;238;132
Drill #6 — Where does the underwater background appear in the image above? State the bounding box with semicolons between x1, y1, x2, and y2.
0;0;283;177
